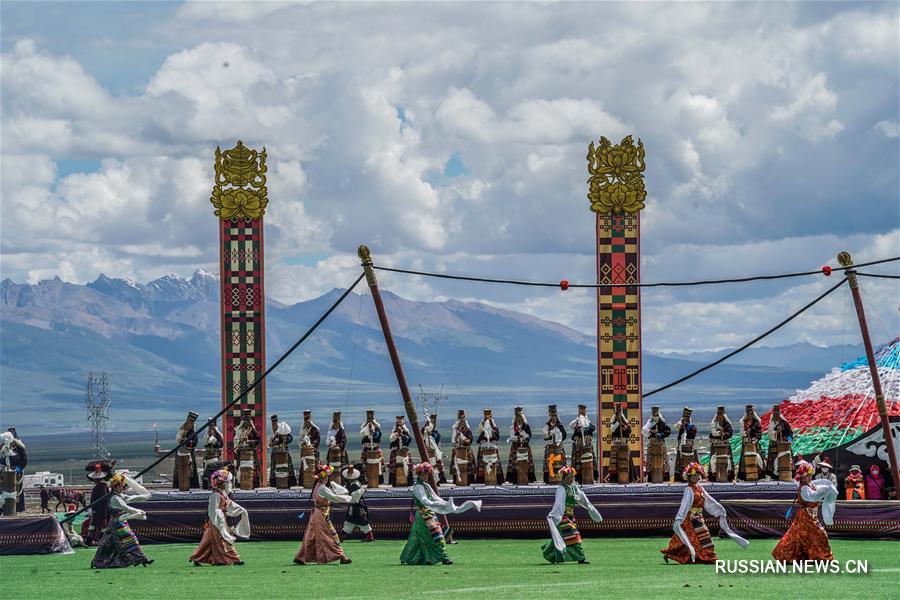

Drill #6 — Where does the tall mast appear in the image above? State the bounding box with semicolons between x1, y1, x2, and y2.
837;251;900;490
358;245;448;511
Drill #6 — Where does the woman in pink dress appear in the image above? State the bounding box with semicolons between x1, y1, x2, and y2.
294;464;363;565
190;469;249;566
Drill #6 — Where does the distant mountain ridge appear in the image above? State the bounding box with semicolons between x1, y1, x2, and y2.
0;272;847;433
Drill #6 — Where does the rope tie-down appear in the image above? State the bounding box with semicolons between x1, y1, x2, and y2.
60;272;366;526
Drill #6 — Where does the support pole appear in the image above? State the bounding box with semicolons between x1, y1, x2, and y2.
838;251;900;494
358;245;453;533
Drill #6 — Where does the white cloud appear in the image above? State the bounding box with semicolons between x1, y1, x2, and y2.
874;120;899;139
1;3;897;351
770;73;844;141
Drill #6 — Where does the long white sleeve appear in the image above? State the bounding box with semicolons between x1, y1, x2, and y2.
412;483;481;515
110;494;147;522
641;419;653;437
123;477;151;503
574;486;603;523
224;497;250;539
208;492;234;544
802;480;838;526
672;486;695;562
318;483;352;505
701;489;749;548
547;485;567;551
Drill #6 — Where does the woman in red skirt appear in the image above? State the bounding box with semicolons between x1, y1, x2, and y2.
772;460;837;562
190;468;249;566
661;462;748;564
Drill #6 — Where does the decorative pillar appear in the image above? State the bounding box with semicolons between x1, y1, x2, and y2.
586;135;646;482
210;140;269;485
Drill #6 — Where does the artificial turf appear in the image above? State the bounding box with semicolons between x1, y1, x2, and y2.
0;538;896;599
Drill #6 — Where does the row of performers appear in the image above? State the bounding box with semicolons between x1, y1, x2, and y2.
83;458;838;570
644;403;796;484
178;401;795;489
172;405;603;490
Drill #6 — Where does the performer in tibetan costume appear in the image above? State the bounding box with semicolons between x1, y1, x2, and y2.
84;460;114;546
766;405;794;481
450;410;476;486
326;411;350;481
642;406;671;483
173;411;200;491
90;473;153;569
268;415;296;488
298;410;321;487
476;409;505;484
360;410;384;487
506;406;536;484
388;415;413;487
0;429;26;513
661;462;749;564
608;403;637;483
542;405;568;484
294;465;363;565
541;466;603;564
673;407;698;483
422;413;447;484
202;416;225;489
569;404;597;484
738;405;763;481
400;462;482;565
340;464;373;542
772;460;837;562
233;409;261;489
190;468;249;566
708;406;734;483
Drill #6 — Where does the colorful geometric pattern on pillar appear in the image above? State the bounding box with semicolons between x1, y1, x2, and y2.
587;136;646;482
211;141;269;484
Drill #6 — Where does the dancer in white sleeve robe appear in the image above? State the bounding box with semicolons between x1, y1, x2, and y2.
295;465;364;565
90;472;153;568
400;462;482;565
542;466;603;564
661;462;749;564
190;468;249;566
772;460;837;561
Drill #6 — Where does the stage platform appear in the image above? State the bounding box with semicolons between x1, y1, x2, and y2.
127;482;900;544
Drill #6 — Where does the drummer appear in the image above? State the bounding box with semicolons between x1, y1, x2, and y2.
708;406;734;482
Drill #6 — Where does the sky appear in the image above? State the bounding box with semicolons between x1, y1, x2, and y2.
1;1;898;353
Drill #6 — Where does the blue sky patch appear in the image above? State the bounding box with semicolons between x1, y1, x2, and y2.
443;151;469;178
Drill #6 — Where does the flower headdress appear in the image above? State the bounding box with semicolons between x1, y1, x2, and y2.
210;469;232;488
315;464;334;481
557;466;577;480
794;460;814;481
109;472;127;488
682;461;706;480
414;462;433;476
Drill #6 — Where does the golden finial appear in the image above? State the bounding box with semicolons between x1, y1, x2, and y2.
586;135;647;214
210;140;268;220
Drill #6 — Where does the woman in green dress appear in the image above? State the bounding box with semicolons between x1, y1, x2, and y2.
542;466;603;564
400;462;482;565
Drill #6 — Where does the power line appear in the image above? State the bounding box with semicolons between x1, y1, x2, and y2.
642;277;849;398
373;256;899;289
61;272;366;525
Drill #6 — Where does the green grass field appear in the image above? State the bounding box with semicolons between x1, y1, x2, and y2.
0;538;897;599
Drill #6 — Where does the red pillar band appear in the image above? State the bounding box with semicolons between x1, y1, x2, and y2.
212;141;269;485
587;135;647;482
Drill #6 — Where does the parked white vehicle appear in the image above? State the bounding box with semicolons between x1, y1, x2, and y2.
23;471;65;488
